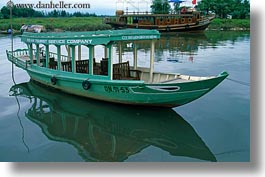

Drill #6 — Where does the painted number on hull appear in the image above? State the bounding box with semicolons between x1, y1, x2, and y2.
104;86;129;93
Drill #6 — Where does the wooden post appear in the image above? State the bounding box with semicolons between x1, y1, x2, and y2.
118;42;122;63
88;46;93;75
28;43;33;64
107;44;113;80
78;45;81;60
45;44;49;68
149;40;155;83
36;44;40;66
71;45;76;73
133;42;137;69
56;45;61;71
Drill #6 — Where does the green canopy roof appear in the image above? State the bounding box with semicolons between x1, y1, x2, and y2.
21;29;160;46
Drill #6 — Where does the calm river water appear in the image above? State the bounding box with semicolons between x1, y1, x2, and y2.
0;31;250;162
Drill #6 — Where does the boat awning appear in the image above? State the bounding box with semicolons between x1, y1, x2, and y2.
21;29;160;46
168;0;185;3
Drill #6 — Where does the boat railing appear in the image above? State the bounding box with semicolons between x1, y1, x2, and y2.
124;11;151;15
48;51;70;62
6;49;29;69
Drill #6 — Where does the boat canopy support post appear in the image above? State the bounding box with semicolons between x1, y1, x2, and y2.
118;42;122;63
36;44;40;66
107;44;113;80
45;45;49;68
78;45;81;61
104;46;108;59
56;45;61;71
149;40;155;83
133;42;137;69
28;43;33;64
88;45;94;75
66;45;71;61
70;45;76;73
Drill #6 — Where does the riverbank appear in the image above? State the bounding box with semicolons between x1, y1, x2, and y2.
208;18;250;31
0;17;250;32
0;17;112;32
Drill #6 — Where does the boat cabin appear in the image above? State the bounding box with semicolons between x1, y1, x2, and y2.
105;10;203;26
19;29;160;82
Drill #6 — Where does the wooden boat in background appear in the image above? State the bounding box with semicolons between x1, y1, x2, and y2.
6;29;228;107
104;9;215;32
10;81;217;162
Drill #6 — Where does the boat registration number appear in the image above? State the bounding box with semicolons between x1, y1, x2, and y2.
104;86;130;93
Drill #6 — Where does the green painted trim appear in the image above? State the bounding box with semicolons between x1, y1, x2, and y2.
21;29;160;46
107;44;112;80
45;45;49;68
28;44;33;64
57;45;61;71
36;44;39;66
88;46;93;75
71;45;75;73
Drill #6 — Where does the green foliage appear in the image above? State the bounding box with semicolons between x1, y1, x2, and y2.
150;0;171;14
0;6;98;19
0;17;112;31
208;18;250;30
197;0;250;19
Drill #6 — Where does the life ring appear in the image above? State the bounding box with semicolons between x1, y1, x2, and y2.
51;76;57;85
82;80;91;90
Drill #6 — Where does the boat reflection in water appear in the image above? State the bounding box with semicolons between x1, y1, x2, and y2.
10;80;216;162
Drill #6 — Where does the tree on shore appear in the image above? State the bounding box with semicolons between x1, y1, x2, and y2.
0;6;97;19
197;0;250;19
150;0;171;14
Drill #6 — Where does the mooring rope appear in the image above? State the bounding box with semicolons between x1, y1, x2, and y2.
226;77;250;87
8;0;30;153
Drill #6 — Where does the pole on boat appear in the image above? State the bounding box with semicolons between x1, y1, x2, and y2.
8;0;14;69
78;45;81;61
104;46;108;59
28;43;33;64
118;42;122;63
56;45;61;71
107;44;113;80
66;45;71;61
149;40;155;83
36;44;40;66
70;45;76;73
45;45;49;68
88;45;94;75
133;42;137;70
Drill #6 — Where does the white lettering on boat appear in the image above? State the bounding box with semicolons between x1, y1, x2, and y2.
66;39;93;44
48;40;66;44
25;39;92;45
122;35;158;40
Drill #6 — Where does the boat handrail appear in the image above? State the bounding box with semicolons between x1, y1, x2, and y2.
6;50;29;69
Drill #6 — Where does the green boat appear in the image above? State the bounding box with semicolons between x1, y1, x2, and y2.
9;80;217;162
6;29;228;107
